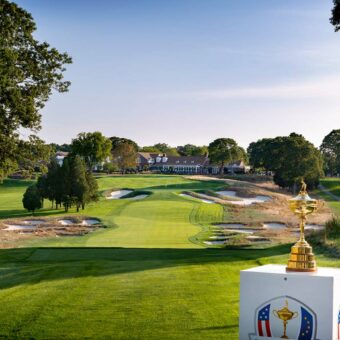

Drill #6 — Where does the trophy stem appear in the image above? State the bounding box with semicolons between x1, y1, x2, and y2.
299;217;306;242
282;320;288;339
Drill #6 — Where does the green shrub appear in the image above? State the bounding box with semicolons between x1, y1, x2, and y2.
325;217;340;239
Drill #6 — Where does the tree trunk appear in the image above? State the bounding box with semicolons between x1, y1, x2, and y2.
219;163;224;175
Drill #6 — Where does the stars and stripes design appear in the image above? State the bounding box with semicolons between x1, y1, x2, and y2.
297;306;313;340
257;303;272;337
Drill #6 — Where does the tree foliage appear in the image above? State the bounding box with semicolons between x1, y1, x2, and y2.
37;156;98;212
330;0;340;31
112;143;137;173
18;136;53;176
247;133;323;190
320;129;340;176
70;132;112;170
0;0;71;180
110;136;138;152
208;138;242;174
176;144;208;156
22;185;42;213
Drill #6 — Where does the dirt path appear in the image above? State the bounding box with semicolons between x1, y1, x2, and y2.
318;184;340;202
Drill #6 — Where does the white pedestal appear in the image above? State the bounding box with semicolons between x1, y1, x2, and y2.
239;264;340;340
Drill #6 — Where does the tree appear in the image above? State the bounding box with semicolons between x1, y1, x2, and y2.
22;185;42;213
112;143;137;173
177;144;208;156
0;0;71;181
110;136;138;152
152;143;179;156
18;135;53;176
320;129;340;176
70;156;89;212
45;158;60;208
331;0;340;31
208;138;241;174
247;138;273;170
139;146;161;153
247;134;323;191
70;132;112;170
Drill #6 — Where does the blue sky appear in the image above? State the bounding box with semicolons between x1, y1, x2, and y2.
17;0;340;148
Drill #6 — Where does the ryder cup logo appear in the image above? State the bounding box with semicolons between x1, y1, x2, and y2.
248;296;318;340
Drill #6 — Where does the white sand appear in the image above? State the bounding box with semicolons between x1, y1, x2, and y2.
179;193;214;204
23;220;44;225
216;190;237;197
107;190;132;199
81;219;100;226
58;219;74;225
204;240;226;245
226;195;271;206
209;236;228;240
4;224;36;231
263;222;286;230
305;224;324;231
226;229;254;234
216;191;271;206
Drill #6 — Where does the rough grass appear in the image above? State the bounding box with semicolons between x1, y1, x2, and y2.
0;175;339;339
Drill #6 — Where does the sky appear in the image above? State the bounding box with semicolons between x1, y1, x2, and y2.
16;0;340;149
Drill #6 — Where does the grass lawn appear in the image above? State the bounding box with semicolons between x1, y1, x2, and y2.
319;178;340;216
0;175;339;339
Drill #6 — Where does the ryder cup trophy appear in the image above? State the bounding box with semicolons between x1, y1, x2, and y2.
286;180;318;272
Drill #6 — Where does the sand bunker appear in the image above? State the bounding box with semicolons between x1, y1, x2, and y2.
58;219;74;225
107;190;132;199
305;224;324;231
23;220;43;225
263;222;286;230
4;224;36;231
204;240;225;245
209;235;228;240
216;190;237;197
179;194;214;204
81;219;100;226
216;191;271;206
225;229;254;234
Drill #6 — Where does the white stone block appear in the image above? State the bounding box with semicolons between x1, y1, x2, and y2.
239;264;340;340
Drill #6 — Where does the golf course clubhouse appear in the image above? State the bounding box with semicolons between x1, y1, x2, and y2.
136;152;250;174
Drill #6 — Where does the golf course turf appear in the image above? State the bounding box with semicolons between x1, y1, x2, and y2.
0;175;339;339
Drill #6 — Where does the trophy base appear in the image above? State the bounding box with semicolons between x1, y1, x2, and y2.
286;239;317;272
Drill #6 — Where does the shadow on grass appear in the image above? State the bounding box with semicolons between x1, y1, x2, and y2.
0;208;67;220
0;244;290;290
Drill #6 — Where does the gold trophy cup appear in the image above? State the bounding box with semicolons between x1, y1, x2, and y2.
273;300;298;339
286;180;318;272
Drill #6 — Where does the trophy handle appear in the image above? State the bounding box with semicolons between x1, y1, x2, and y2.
273;310;279;318
292;312;298;319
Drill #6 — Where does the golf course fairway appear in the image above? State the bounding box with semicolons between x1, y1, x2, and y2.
0;175;339;339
